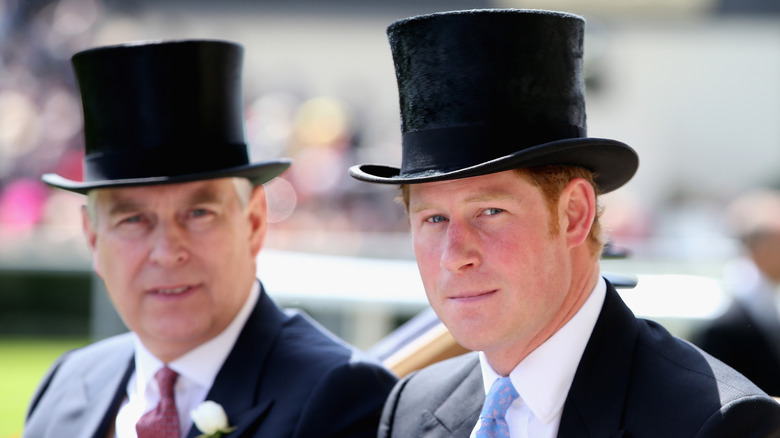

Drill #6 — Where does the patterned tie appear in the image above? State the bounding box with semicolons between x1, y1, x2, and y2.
136;366;180;438
476;377;519;438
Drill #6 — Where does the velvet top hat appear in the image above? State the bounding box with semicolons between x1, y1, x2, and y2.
349;9;638;193
42;39;291;194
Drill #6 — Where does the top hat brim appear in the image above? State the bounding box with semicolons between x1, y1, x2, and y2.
349;137;638;194
42;159;292;195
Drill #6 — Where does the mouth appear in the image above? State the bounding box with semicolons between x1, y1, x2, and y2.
148;285;197;296
449;289;497;302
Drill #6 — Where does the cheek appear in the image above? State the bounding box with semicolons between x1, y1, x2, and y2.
94;239;122;276
95;237;146;284
412;236;440;278
496;228;562;286
214;231;251;267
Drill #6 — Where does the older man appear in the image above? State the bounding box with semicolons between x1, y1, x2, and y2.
350;9;780;438
24;39;396;438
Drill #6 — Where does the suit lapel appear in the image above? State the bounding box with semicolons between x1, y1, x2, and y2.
53;340;134;438
427;354;483;437
187;283;287;437
558;282;636;438
92;359;135;438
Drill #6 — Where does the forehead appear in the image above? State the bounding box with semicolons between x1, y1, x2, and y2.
408;170;535;206
91;178;236;209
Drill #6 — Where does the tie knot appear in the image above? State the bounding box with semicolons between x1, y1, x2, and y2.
155;367;178;398
481;377;519;420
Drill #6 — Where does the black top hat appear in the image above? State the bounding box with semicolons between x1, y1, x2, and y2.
42;39;291;194
349;9;638;193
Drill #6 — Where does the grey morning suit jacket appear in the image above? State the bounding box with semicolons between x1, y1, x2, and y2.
379;280;780;438
23;282;397;438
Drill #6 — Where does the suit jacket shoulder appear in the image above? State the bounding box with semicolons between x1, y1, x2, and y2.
24;333;135;438
189;287;397;438
560;282;780;438
692;300;780;395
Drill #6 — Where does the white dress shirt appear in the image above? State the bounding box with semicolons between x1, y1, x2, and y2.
471;276;606;438
115;282;260;438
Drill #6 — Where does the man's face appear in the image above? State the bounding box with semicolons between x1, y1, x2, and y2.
408;170;576;363
750;230;780;283
83;178;267;361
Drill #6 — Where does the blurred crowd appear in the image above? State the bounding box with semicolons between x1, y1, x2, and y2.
0;0;91;242
0;0;410;256
2;0;779;265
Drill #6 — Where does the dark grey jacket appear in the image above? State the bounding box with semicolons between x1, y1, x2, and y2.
24;283;397;438
380;280;780;438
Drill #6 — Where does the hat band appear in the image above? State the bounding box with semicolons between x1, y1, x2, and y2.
84;143;250;181
400;123;585;176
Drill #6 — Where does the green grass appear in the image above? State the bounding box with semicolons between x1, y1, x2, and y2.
0;338;89;438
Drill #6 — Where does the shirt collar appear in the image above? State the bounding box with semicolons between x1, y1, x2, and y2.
479;276;606;424
133;280;260;393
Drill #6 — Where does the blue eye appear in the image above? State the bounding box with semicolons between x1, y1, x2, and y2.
121;215;143;224
484;208;503;216
426;215;447;224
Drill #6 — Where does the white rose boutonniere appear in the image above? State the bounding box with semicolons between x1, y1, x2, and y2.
191;400;237;438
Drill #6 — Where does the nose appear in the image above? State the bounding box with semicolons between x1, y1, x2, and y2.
440;220;480;273
149;221;189;267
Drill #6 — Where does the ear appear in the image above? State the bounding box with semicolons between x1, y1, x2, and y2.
247;185;269;257
560;178;596;249
81;204;102;276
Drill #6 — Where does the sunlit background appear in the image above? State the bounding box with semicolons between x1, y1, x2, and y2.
0;0;779;435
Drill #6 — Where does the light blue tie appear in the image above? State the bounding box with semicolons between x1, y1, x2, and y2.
476;377;519;438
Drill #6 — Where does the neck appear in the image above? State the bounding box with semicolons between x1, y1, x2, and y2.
486;259;600;376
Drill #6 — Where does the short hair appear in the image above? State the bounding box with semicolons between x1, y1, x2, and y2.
518;166;603;257
400;166;604;257
231;177;253;208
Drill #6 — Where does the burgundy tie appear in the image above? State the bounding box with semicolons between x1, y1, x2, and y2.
136;366;180;438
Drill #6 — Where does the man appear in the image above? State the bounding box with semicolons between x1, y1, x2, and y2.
24;39;396;438
693;189;780;396
349;9;780;438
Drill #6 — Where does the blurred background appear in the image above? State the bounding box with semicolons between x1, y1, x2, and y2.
1;0;779;435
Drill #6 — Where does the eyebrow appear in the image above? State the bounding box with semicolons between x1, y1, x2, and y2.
106;198;143;217
463;193;515;203
410;193;516;214
187;186;223;205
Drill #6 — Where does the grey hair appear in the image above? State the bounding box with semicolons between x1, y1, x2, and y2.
231;177;253;208
85;177;254;225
